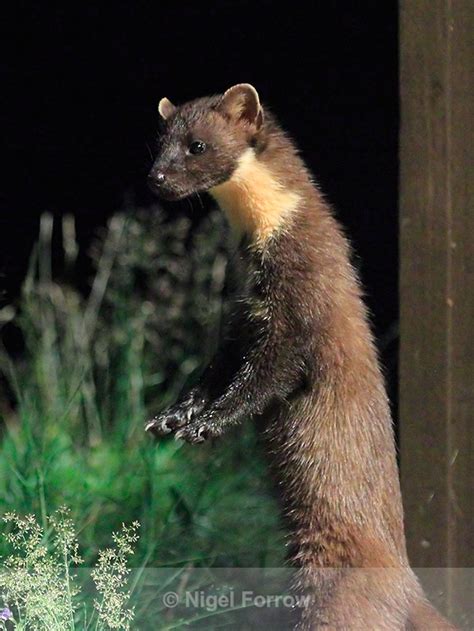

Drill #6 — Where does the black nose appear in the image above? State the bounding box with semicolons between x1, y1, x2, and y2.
148;171;166;187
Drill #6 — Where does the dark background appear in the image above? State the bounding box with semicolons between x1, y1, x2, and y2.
1;1;398;399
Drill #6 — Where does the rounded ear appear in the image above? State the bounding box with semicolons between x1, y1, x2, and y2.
219;83;264;129
158;97;177;120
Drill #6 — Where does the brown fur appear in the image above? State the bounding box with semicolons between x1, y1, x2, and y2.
147;85;457;629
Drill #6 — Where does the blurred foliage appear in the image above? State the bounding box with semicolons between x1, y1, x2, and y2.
0;207;285;572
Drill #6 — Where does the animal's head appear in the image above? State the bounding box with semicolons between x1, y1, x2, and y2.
148;84;264;200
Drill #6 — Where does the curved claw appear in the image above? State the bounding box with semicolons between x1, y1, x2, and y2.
145;417;159;433
145;414;180;435
196;425;208;441
175;424;208;444
174;428;186;442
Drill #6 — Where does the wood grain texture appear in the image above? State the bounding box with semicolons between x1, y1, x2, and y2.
400;0;474;620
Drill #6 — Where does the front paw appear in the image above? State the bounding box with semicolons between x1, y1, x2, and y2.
145;395;205;437
174;416;222;444
146;410;223;444
145;409;186;436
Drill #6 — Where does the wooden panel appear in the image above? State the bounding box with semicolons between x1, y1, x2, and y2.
399;0;474;620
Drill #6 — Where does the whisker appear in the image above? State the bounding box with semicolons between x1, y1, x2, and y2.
145;143;154;161
195;192;204;211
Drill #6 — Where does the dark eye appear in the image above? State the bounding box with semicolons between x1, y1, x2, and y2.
189;140;207;155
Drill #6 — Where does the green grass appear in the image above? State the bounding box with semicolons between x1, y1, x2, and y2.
0;207;285;623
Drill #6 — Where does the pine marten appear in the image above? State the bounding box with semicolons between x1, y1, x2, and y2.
146;84;455;629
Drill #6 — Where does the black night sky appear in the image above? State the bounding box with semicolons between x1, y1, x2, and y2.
1;1;398;390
